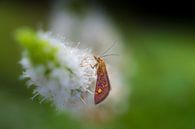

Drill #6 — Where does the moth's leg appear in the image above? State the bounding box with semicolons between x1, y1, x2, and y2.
80;97;86;104
86;89;94;95
80;91;88;104
90;63;98;69
89;63;98;76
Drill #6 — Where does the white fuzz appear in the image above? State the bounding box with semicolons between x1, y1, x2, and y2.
49;6;131;119
20;32;97;114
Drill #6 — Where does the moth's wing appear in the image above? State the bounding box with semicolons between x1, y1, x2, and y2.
94;64;111;104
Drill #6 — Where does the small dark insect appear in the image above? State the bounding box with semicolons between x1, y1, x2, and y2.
93;56;111;104
92;42;118;104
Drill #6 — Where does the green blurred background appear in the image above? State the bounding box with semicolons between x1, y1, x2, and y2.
0;0;195;129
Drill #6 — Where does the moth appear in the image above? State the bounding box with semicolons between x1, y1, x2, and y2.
93;56;111;104
92;42;118;104
79;42;117;104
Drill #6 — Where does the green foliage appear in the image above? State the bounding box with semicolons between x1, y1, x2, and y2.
15;28;57;65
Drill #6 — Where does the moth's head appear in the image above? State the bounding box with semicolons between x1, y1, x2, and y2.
94;56;103;63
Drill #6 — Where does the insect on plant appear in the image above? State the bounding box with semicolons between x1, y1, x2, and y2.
92;42;118;104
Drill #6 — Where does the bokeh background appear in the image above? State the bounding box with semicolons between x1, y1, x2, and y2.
0;0;195;129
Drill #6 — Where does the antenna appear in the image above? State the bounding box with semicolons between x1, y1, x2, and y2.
100;41;117;57
102;53;119;58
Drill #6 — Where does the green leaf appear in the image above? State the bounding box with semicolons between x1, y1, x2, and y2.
15;27;58;65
